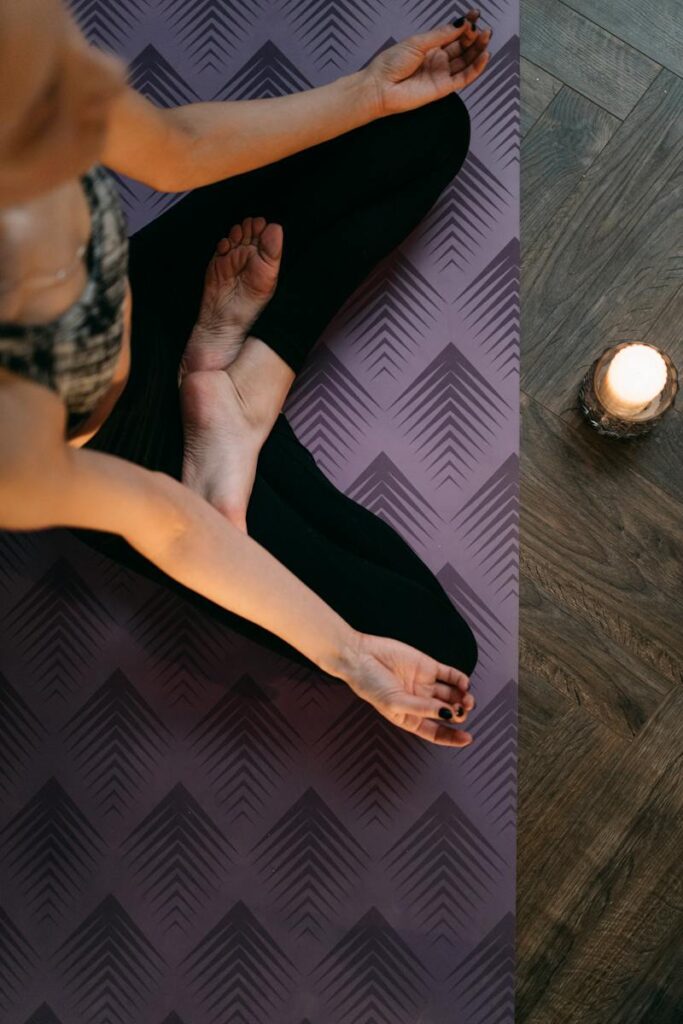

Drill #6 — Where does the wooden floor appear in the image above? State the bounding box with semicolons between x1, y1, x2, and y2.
518;0;683;1020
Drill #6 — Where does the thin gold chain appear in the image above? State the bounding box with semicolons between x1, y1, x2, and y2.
0;240;88;295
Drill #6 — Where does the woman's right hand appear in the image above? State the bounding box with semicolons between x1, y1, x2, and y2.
335;632;475;747
365;14;492;118
0;378;476;751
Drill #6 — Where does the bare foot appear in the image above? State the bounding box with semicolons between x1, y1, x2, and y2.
179;216;289;533
179;367;272;534
178;215;284;384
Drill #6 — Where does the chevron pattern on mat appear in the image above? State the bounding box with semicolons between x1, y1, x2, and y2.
0;2;519;1021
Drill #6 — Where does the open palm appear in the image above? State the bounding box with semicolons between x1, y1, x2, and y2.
368;15;492;116
341;633;476;747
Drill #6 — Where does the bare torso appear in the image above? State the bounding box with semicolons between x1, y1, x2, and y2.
0;175;132;448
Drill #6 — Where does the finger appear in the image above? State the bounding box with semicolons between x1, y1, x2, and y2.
410;22;471;53
413;718;474;747
453;10;480;27
432;681;465;703
435;662;471;691
431;682;476;708
387;691;467;724
461;691;476;712
431;683;476;714
452;47;491;89
443;36;465;59
448;30;491;69
458;18;480;45
441;697;473;723
447;17;479;50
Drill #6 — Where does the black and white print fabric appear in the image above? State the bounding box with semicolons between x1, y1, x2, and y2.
0;163;129;433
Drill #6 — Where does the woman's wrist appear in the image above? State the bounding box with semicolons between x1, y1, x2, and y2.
346;67;385;123
317;624;365;683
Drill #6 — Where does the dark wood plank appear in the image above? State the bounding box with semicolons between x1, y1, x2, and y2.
567;0;683;76
522;388;683;612
562;403;683;506
519;567;664;740
517;705;626;981
521;391;683;684
621;945;683;1024
517;588;575;750
518;3;683;1020
517;686;683;1023
522;0;660;118
522;85;620;249
522;70;683;416
521;57;562;136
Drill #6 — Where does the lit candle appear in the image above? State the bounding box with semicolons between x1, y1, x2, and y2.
597;343;668;418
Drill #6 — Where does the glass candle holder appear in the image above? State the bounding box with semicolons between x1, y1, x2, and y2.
577;341;678;439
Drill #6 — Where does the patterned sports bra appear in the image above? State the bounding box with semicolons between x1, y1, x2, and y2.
0;163;129;437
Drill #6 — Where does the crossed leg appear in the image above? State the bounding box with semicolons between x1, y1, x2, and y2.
124;88;471;363
75;89;478;676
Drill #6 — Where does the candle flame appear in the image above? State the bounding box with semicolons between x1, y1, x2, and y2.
604;344;667;409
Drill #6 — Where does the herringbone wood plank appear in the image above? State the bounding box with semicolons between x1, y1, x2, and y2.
519;0;683;1019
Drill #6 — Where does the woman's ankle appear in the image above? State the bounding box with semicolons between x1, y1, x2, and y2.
228;335;295;428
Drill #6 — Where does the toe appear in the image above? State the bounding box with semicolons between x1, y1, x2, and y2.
252;216;267;235
260;222;283;261
242;217;254;244
229;223;243;244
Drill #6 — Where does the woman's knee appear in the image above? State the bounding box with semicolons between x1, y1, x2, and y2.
420;91;471;178
414;595;479;678
457;616;479;678
444;610;479;677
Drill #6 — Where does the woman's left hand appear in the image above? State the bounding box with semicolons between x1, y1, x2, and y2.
336;632;476;747
366;12;492;117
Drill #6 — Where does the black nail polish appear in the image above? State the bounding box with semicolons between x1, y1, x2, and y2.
439;707;453;720
456;705;464;717
452;16;466;26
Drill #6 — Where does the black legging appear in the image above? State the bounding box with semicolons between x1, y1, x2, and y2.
69;89;479;680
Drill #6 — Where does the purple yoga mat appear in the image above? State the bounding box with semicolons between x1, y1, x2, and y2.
0;2;519;1022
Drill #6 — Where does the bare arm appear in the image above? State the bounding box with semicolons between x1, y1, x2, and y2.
100;70;380;193
0;373;360;676
98;20;486;194
0;375;474;746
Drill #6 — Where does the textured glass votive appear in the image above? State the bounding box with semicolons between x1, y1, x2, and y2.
577;342;678;439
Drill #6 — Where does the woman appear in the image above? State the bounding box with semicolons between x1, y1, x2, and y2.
0;0;492;745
